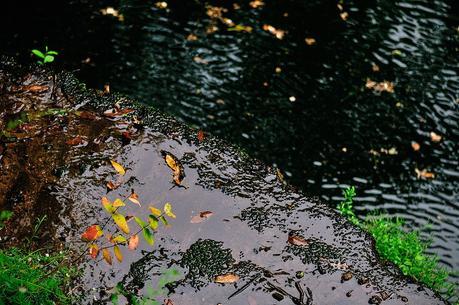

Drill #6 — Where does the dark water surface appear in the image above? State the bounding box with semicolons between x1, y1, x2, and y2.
1;0;458;278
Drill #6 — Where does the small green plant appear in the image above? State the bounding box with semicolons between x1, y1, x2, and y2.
337;186;457;300
31;46;58;65
0;248;76;305
0;210;13;229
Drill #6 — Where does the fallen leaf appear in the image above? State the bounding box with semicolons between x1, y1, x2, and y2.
164;202;176;218
22;85;49;92
128;234;139;250
165;299;174;305
340;11;349;21
114;245;123;262
104;108;134;118
372;64;380;72
129;191;141;206
162;151;185;185
100;7;124;21
228;24;253;33
155;1;167;9
262;24;285;39
102;248;112;265
288;235;309;246
121;131;132;145
112;213;130;234
415;168;435;179
106;181;121;191
411;142;420;151
249;0;264;8
187;34;198;41
305;37;316;45
191;211;213;223
365;79;394;93
89;244;99;259
66;136;84;146
193;56;208;64
197;130;205;142
103;84;110;94
76;111;97;120
430;132;442;142
215;273;239;283
81;225;103;242
110;160;126;175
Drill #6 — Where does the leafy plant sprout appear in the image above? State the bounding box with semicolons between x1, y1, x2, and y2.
31;46;58;65
337;186;457;301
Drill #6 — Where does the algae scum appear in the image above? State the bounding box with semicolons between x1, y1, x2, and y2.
0;58;448;304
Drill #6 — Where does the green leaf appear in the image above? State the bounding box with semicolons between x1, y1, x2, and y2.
148;215;159;230
112;235;127;244
159;215;168;226
112;213;130;234
134;216;147;228
46;51;58;55
31;49;45;59
143;228;154;246
163;202;176;218
43;55;55;63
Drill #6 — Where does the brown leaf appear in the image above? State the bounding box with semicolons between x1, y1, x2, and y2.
191;211;214;224
81;225;103;242
304;37;316;45
162;151;185;185
288;235;309;246
430;132;442;142
215;273;239;283
102;248;113;265
365;79;394;93
415;168;435;179
22;85;49;92
66;136;84;146
106;181;121;190
164;300;174;305
411;141;420;151
128;234;140;250
76;111;97;120
262;24;285;39
104;108;134;118
129;191;141;206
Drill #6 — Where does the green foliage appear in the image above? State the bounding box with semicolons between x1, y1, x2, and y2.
0;248;76;305
337;186;457;300
31;46;58;65
0;210;13;229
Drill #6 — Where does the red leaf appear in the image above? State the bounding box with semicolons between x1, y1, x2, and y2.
197;130;205;142
81;225;103;242
88;244;99;259
66;136;84;146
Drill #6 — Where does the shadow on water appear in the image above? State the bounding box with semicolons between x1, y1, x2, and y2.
0;0;458;283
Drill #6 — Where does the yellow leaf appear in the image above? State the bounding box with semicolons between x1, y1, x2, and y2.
165;154;177;171
113;198;125;208
149;206;162;217
110;160;126;175
102;197;115;214
164;202;176;218
114;245;123;262
102;248;112;265
215;273;239;283
112;213;130;234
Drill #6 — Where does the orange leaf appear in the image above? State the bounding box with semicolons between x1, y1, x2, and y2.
88;244;99;259
66;136;84;146
430;132;442;142
81;225;103;242
106;181;120;190
288;235;309;246
411;141;420;151
102;248;112;265
215;273;239;283
114;245;123;262
149;206;162;217
165;299;174;305
110;160;126;175
415;168;435;179
197;130;205;142
104;108;134;118
128;234;139;250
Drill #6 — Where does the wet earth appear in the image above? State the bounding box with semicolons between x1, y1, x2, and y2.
0;59;448;304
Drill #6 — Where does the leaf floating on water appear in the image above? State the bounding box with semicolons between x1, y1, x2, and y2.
165;299;174;305
365;79;394;93
164;203;176;218
197;130;205;142
106;181;121;191
66;136;84;146
193;56;208;64
102;248;113;265
128;234;139;250
161;151;185;185
114;245;123;263
304;37;316;45
112;213;130;234
288;235;309;246
129;191;141;206
262;24;285;39
249;0;264;8
415;168;435;179
191;211;213;223
187;34;198;41
88;244;99;259
110;160;126;175
81;225;103;242
430;132;442;142
100;7;124;22
104;108;134;118
215;273;239;283
21;85;49;93
76;111;97;120
228;24;253;33
411;142;420;151
155;1;168;9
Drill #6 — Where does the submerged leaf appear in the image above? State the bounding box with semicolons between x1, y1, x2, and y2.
110;160;126;175
81;225;103;242
112;213;130;234
215;273;239;283
102;248;113;265
128;235;139;250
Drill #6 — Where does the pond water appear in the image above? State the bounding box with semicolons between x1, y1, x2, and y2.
1;0;458;280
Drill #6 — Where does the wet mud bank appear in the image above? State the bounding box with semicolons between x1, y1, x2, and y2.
0;58;448;304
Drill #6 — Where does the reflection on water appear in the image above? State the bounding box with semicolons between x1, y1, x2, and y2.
0;0;458;278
